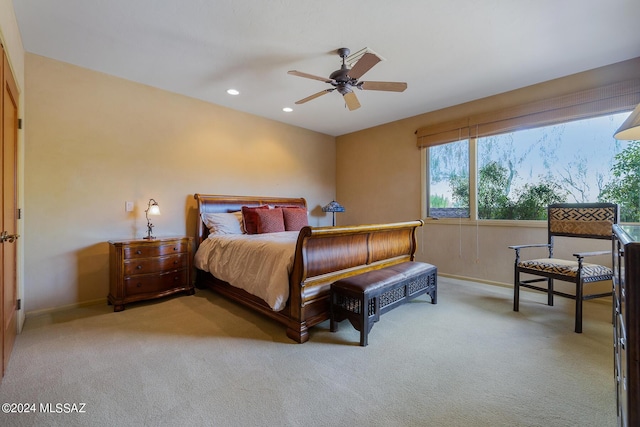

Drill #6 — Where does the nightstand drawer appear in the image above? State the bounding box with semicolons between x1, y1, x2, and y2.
124;269;189;296
124;253;188;276
123;241;188;259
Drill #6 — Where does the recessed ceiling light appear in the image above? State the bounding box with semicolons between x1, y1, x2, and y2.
283;107;293;112
226;89;240;95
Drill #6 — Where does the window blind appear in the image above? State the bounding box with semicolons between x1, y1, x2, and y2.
416;78;640;148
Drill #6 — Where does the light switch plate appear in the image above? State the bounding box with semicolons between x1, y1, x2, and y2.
125;201;134;212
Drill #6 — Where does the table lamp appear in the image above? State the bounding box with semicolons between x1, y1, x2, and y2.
144;199;161;239
322;200;345;226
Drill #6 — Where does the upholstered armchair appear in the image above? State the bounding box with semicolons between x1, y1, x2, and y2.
509;203;618;333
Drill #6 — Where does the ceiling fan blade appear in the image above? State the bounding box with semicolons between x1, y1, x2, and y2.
295;89;334;104
347;52;382;80
360;81;408;92
288;70;333;83
343;91;361;111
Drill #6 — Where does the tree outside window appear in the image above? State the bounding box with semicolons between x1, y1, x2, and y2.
599;140;640;222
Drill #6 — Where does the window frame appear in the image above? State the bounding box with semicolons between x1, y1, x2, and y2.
424;137;566;227
423;111;634;225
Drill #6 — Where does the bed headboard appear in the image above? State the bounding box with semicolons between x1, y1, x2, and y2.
193;194;307;247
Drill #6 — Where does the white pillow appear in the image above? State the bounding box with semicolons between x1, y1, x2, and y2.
234;211;246;233
202;212;243;235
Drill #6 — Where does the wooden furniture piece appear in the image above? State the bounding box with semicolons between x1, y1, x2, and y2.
330;261;437;346
108;237;193;312
193;194;424;343
613;224;640;427
509;203;618;333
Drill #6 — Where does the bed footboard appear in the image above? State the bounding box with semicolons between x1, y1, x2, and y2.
286;220;424;343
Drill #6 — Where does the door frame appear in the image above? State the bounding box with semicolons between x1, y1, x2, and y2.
0;45;24;335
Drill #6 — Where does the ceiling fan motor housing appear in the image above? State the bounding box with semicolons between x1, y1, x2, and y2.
330;67;353;84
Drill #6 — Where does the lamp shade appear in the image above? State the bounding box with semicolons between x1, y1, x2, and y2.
148;202;161;215
322;200;345;213
614;103;640;140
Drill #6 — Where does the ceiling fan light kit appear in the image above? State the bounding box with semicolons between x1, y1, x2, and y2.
287;47;407;111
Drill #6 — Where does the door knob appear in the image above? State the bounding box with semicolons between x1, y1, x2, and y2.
0;231;19;243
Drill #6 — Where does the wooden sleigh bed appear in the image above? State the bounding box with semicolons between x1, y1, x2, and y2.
193;194;424;343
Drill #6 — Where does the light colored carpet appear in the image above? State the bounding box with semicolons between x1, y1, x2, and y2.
0;277;615;427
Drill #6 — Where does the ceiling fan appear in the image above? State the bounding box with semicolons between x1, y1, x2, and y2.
287;47;407;111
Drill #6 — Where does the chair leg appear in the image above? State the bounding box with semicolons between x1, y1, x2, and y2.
514;270;520;312
548;278;554;306
575;281;583;333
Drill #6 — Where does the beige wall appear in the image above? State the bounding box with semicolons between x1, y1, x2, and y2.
337;58;640;292
24;54;336;313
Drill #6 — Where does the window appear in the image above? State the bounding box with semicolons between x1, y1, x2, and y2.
427;139;470;218
426;112;636;221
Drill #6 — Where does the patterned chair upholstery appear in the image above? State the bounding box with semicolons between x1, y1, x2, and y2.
509;203;618;333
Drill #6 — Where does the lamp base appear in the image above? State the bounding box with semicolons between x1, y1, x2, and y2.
144;222;155;240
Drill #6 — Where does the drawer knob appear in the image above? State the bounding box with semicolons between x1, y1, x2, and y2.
136;283;142;288
174;276;179;281
173;247;178;251
136;265;142;269
136;250;142;255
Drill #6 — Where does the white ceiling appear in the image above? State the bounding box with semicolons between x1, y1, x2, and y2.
12;0;640;137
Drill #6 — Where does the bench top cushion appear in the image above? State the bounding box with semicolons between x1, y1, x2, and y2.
386;261;436;278
332;262;436;294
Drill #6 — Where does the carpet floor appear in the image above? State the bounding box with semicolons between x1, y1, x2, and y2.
0;277;616;426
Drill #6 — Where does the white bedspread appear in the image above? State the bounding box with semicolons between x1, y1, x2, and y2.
193;231;299;311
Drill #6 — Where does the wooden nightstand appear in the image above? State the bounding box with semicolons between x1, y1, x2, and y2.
108;237;194;311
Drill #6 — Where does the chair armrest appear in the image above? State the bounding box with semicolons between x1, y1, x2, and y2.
572;250;611;258
508;243;550;250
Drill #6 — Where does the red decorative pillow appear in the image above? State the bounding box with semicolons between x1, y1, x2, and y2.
280;207;309;231
242;205;269;235
255;208;285;233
